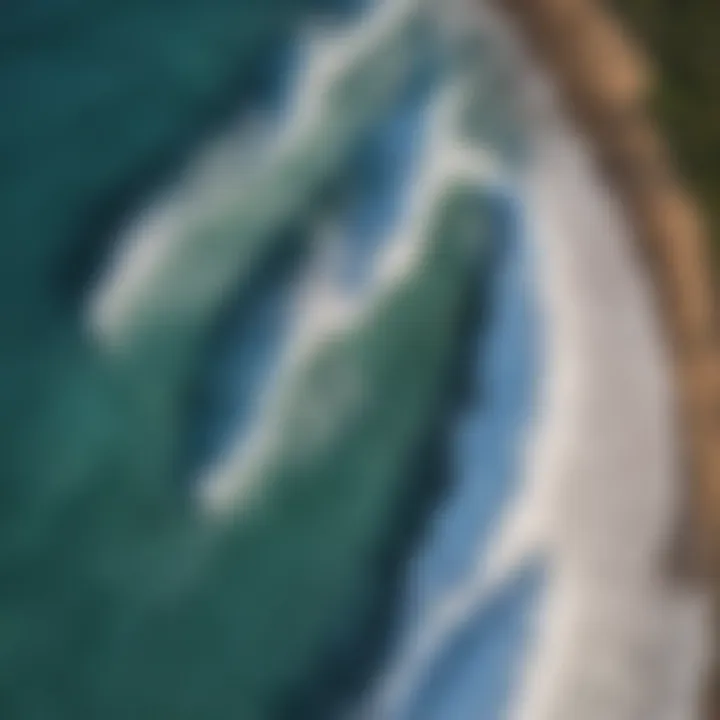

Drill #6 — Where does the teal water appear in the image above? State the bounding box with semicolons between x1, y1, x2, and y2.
0;1;541;718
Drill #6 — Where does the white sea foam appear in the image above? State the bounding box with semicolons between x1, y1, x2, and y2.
362;2;711;719
507;75;711;720
85;0;422;344
483;3;711;719
200;70;504;513
83;0;712;715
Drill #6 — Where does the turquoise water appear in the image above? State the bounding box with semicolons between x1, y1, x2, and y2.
0;1;542;717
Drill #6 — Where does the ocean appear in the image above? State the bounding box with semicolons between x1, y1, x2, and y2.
0;0;708;718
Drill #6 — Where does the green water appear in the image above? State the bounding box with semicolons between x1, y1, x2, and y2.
0;2;502;715
0;180;496;717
